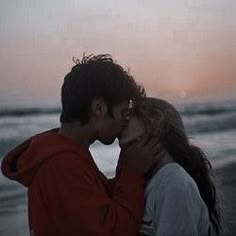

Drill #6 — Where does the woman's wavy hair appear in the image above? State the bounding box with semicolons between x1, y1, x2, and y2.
134;97;221;235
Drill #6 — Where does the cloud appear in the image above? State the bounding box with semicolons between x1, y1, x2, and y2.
0;0;235;105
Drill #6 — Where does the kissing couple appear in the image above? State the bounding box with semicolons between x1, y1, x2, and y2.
2;54;221;236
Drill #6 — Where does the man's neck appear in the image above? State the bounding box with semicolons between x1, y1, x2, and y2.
58;122;95;150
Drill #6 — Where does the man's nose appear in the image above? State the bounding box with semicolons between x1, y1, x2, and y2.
121;119;129;130
125;111;133;122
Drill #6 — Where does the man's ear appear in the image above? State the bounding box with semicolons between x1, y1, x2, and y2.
90;97;107;118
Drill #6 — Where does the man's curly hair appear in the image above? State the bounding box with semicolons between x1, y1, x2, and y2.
60;53;145;124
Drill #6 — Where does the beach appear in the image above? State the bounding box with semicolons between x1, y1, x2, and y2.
0;161;236;236
215;162;236;236
0;100;236;235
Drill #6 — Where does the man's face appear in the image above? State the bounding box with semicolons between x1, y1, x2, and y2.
118;115;145;148
98;100;131;145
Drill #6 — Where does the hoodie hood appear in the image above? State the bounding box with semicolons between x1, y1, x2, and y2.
1;128;86;187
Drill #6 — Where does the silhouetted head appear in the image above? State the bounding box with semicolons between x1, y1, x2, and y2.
60;54;145;144
119;97;185;147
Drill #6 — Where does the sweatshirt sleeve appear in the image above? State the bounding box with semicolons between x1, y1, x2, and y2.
151;182;202;236
36;154;145;236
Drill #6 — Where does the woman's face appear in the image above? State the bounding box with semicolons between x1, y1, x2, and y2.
118;115;145;147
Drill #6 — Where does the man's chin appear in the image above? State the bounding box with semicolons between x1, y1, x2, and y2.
118;137;130;148
119;136;141;148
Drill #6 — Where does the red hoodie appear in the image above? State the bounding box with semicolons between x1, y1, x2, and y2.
1;129;145;236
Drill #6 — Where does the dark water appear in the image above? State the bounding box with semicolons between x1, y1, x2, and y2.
0;100;236;235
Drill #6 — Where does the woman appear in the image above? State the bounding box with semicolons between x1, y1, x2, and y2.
119;97;221;236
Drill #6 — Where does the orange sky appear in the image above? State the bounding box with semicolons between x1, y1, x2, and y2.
0;0;235;107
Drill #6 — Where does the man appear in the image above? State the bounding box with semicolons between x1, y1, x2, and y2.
1;54;159;236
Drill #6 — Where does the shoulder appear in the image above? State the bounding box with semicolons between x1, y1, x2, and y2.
144;163;210;234
36;150;98;185
147;163;200;197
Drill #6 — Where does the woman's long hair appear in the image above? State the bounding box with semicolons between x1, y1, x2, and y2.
135;97;222;235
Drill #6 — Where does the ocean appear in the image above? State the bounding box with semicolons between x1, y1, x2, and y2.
0;100;236;235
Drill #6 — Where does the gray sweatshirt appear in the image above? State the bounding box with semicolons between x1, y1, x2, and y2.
140;163;210;236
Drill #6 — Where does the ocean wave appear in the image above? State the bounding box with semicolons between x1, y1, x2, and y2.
179;102;236;117
0;182;27;214
0;108;61;117
184;112;236;134
1;100;236;118
0;190;26;206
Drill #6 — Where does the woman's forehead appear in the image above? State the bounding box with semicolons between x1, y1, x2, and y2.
134;98;185;132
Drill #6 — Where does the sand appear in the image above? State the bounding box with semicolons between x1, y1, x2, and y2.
214;162;236;236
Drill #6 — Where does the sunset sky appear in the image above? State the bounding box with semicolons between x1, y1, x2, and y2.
0;0;235;107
